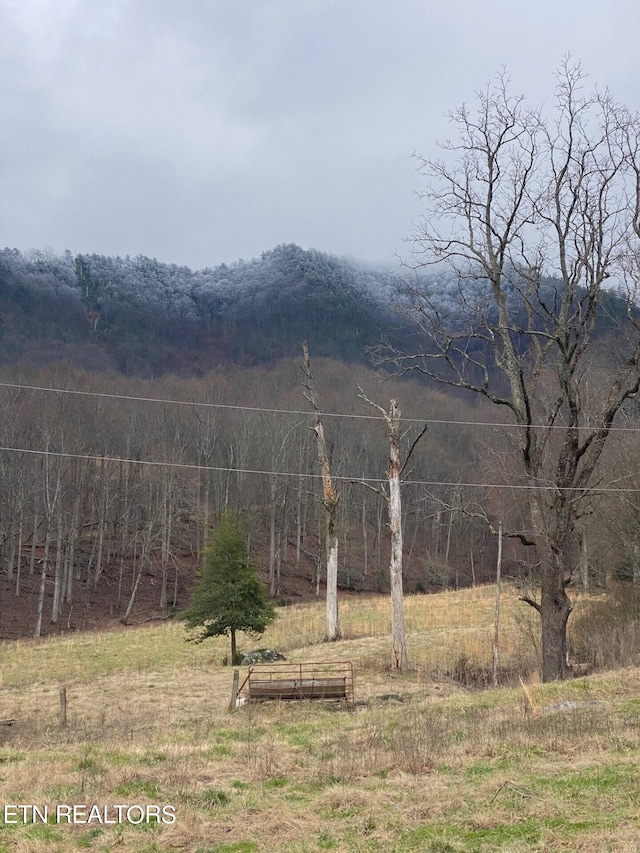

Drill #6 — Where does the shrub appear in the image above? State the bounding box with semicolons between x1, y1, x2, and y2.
570;584;640;670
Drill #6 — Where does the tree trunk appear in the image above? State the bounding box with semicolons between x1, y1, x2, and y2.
525;492;574;681
34;522;51;639
7;531;15;582
388;471;407;669
361;490;368;577
202;473;210;556
357;393;427;669
65;483;82;605
29;500;39;577
160;481;172;614
387;404;407;670
296;486;302;571
302;342;340;641
492;521;503;687
579;532;589;591
122;519;152;625
274;486;288;600
230;628;237;664
269;476;276;597
15;514;23;597
51;510;64;623
540;566;572;681
375;502;383;591
93;461;109;590
325;502;340;641
122;562;144;625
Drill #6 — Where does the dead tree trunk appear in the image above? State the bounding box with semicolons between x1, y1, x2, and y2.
121;520;152;625
387;401;407;670
357;390;428;670
301;342;340;642
93;459;110;591
35;451;61;638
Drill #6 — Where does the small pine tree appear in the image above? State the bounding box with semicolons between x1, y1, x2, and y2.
180;513;276;663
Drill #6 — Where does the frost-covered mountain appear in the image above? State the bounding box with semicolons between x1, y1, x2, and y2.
0;243;407;375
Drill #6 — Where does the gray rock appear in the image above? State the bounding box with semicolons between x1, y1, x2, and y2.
377;693;404;703
241;648;287;665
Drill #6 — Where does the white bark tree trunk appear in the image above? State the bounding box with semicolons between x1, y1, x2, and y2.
387;402;407;670
357;391;427;670
302;342;340;641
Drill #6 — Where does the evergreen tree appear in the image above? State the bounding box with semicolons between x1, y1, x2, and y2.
181;513;275;663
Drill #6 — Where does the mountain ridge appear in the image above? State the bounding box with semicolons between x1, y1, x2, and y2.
0;243;405;376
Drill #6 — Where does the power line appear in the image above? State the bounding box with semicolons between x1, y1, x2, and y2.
1;444;640;493
0;381;383;421
0;444;384;483
1;381;639;433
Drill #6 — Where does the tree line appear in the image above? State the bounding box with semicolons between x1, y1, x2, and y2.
0;359;501;640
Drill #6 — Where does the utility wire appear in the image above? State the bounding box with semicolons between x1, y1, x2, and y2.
1;381;639;433
2;444;640;493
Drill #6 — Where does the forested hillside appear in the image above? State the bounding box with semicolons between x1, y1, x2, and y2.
0;243;638;640
0;359;502;638
0;356;635;640
0;244;404;375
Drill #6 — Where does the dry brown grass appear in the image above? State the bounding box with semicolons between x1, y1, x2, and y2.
0;586;639;852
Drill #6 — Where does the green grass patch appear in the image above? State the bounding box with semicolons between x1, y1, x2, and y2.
464;762;495;778
544;816;614;833
74;752;102;773
44;784;79;800
113;779;161;798
528;763;635;799
76;827;104;848
400;814;619;852
317;829;339;849
213;726;264;743
25;823;63;842
403;820;541;851
139;750;167;766
104;748;134;766
208;743;234;758
200;788;230;808
0;750;25;764
0;623;216;687
273;721;317;750
620;698;640;717
263;776;289;789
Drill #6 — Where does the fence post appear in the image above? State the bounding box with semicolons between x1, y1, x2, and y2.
229;669;240;711
59;686;67;727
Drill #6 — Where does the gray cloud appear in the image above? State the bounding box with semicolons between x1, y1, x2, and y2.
2;0;639;269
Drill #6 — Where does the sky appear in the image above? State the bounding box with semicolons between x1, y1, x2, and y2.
1;0;639;271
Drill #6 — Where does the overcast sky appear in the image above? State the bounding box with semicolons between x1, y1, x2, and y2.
2;0;639;271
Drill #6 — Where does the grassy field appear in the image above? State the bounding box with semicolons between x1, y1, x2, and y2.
0;585;639;852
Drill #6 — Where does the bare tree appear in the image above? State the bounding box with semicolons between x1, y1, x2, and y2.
357;389;428;669
385;61;640;680
34;446;62;638
301;342;340;641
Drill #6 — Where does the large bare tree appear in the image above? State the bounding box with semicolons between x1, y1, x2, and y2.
386;61;640;681
301;342;341;641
